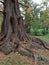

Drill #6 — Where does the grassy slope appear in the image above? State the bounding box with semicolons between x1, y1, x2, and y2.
0;35;49;65
35;34;49;44
36;34;49;39
0;52;34;65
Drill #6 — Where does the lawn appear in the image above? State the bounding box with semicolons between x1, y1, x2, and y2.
36;34;49;39
35;34;49;45
0;52;33;65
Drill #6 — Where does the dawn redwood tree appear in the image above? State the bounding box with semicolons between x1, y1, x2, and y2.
0;0;32;54
0;0;49;55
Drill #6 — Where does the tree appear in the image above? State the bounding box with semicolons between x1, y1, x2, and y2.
0;0;49;64
0;0;30;54
40;1;49;34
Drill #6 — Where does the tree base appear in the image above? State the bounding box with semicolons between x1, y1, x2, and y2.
0;33;19;54
0;33;49;65
0;32;49;55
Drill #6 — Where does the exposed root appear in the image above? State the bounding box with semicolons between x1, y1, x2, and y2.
33;37;49;50
0;33;49;54
0;35;49;65
34;51;49;65
17;46;49;65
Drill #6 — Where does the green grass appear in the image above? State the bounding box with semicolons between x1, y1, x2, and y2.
0;53;33;65
35;34;49;44
36;34;49;39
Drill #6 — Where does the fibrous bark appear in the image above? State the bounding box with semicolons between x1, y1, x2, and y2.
0;0;30;54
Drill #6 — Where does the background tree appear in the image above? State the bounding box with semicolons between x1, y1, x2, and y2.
40;0;49;34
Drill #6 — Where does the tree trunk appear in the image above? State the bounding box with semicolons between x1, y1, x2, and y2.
0;0;30;54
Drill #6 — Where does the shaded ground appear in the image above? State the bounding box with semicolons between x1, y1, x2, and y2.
0;32;49;65
0;45;49;65
0;35;49;65
0;52;34;65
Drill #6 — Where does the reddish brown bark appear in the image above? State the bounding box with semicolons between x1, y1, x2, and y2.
0;0;30;54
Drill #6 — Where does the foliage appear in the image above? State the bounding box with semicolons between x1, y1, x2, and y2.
19;0;49;36
30;29;43;36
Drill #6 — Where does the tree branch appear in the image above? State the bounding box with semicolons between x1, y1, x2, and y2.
19;2;29;8
0;1;28;7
